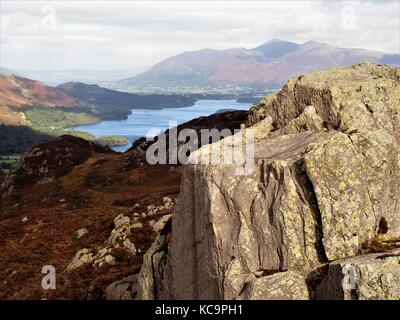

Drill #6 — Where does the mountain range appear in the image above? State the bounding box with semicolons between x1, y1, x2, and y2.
121;39;400;89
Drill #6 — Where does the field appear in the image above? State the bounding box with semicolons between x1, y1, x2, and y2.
25;107;100;129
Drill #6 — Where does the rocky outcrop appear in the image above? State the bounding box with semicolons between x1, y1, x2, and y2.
237;271;309;300
315;249;400;300
1;135;112;197
66;247;116;271
67;248;96;270
165;131;330;299
105;275;138;300
137;218;172;300
150;63;400;299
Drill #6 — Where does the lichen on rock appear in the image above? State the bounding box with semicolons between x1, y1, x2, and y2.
151;63;400;300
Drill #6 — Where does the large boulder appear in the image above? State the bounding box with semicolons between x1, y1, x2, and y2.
159;63;400;299
105;275;138;300
136;218;172;300
1;135;112;197
237;271;309;300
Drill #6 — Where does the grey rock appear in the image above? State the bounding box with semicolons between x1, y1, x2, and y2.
315;249;400;300
105;275;138;300
160;63;400;299
114;214;130;229
237;271;309;300
137;217;172;300
152;214;172;234
75;228;88;239
67;248;95;271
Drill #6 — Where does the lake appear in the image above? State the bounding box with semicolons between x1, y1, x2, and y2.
69;99;252;152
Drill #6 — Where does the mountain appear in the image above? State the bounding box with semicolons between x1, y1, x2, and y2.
0;74;79;125
121;39;400;89
16;67;148;86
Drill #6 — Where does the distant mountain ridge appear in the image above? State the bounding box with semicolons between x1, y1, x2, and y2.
121;39;400;89
15;67;149;86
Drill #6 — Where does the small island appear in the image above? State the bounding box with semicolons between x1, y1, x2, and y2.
95;135;129;147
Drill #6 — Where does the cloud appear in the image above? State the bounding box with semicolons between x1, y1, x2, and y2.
0;0;399;70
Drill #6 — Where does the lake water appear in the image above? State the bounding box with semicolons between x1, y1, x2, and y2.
69;99;252;152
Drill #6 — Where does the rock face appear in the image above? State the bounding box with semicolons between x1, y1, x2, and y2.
67;248;95;271
148;63;400;299
105;275;138;300
1;135;112;197
237;271;309;300
137;218;172;300
114;214;131;229
315;249;400;300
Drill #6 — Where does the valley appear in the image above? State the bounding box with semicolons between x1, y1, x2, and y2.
0;74;223;156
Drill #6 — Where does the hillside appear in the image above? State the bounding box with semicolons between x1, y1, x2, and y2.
57;82;196;120
0;74;197;126
0;75;79;125
0;110;247;299
121;39;400;89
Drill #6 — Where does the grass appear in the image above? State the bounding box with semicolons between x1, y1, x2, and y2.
0;149;181;299
1;106;128;157
25;107;100;129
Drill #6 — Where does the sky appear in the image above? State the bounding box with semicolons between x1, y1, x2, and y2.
1;0;399;70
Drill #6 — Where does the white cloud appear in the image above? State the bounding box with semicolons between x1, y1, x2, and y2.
0;0;399;70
